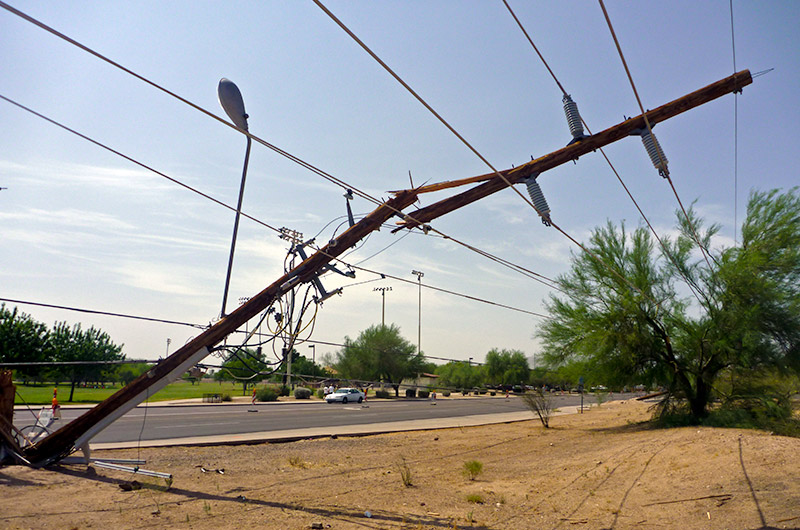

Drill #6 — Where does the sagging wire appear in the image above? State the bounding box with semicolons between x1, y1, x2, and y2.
503;0;706;306
597;0;715;272
5;2;568;332
313;0;663;310
2;49;561;316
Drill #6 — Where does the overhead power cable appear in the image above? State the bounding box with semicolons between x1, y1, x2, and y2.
2;2;564;304
730;0;739;244
4;1;569;335
314;0;660;307
0;94;282;236
598;0;715;272
338;262;553;320
0;297;206;329
502;0;706;305
0;1;385;209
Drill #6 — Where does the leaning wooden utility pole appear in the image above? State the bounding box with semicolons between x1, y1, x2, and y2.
19;69;750;466
22;190;418;465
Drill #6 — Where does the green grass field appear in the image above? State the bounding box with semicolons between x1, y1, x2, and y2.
13;379;252;405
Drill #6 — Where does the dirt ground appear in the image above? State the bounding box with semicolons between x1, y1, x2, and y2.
1;399;799;530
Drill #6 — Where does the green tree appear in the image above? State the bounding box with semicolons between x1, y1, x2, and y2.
538;189;800;420
484;348;530;387
48;322;125;402
289;352;330;380
0;304;50;382
335;324;425;396
117;362;150;386
435;361;482;390
213;348;270;392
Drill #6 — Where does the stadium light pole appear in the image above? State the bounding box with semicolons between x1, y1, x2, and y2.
411;270;424;354
218;78;252;318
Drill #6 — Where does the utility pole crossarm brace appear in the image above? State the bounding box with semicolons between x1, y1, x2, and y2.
393;70;752;231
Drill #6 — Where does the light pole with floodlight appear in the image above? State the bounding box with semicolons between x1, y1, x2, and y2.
308;344;315;366
218;78;252;318
373;286;391;326
411;270;423;354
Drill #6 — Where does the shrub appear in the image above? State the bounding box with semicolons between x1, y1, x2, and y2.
375;389;391;399
462;460;483;481
294;387;312;399
466;493;484;504
316;388;325;399
521;389;556;428
461;389;469;396
278;385;291;397
221;393;232;402
418;389;430;399
405;388;417;398
442;390;451;397
397;457;413;487
288;455;307;468
490;391;496;396
256;387;278;402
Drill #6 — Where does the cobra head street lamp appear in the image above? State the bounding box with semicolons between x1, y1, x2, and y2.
218;78;253;318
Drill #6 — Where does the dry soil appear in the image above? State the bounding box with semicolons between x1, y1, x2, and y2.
1;399;799;530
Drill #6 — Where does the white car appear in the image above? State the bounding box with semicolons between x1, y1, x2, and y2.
325;387;365;404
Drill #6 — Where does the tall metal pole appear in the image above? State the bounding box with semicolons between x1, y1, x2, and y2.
374;286;391;326
411;270;424;354
221;136;252;318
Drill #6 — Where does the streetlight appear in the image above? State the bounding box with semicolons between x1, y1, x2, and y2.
165;338;171;358
373;286;392;326
218;78;252;318
411;270;424;354
308;344;316;366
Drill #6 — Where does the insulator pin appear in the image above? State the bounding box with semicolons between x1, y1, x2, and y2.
525;174;551;227
640;129;669;177
563;94;586;143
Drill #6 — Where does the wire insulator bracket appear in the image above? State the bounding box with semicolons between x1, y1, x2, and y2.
563;94;588;145
525;173;551;226
637;128;670;177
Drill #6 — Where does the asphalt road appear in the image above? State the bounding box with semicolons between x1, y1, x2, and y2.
15;393;635;446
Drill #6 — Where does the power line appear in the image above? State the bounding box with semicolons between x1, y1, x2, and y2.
0;1;388;209
2;2;569;309
0;94;282;236
597;0;715;272
3;2;564;344
314;0;662;308
730;0;739;244
502;0;706;305
0;297;206;329
337;262;553;320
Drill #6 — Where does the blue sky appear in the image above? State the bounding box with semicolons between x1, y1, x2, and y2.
1;1;798;366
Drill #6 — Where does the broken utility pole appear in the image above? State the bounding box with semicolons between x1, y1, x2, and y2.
21;190;418;466
17;69;751;467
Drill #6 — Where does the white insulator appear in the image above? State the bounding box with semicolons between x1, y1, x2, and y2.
640;129;669;177
525;175;551;226
563;94;585;140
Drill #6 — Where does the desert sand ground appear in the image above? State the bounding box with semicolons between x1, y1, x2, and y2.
1;399;799;530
